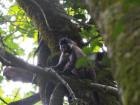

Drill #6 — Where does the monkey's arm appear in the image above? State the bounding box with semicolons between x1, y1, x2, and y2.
52;52;69;71
63;51;76;74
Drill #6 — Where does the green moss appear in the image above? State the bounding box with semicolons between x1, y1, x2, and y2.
122;0;140;12
99;1;140;105
115;27;140;105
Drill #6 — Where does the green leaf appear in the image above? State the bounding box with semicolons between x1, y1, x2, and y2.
8;5;21;15
4;36;24;55
0;76;3;83
112;20;124;41
83;47;93;55
76;57;93;69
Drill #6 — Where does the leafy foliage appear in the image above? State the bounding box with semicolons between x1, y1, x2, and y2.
76;57;94;69
0;4;37;55
0;1;37;104
63;0;104;55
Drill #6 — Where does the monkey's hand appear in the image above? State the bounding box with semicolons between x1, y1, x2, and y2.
61;69;73;76
49;66;58;71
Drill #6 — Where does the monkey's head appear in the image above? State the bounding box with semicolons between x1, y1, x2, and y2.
59;37;76;53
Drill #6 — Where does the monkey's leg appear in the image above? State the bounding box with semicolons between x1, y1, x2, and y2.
7;93;40;105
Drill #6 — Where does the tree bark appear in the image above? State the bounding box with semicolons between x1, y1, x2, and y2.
84;0;140;105
16;0;84;52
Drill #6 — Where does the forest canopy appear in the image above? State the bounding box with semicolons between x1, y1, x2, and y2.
0;0;139;105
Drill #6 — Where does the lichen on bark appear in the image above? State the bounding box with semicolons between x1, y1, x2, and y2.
85;0;140;105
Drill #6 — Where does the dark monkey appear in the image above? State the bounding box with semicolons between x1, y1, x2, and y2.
53;37;96;81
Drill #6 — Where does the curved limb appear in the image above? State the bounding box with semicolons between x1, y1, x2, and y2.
49;83;67;105
39;80;55;105
7;93;40;105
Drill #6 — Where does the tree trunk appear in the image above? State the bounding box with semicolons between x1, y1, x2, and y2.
84;0;140;105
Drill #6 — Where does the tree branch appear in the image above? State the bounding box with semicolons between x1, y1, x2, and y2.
0;47;119;100
49;83;66;105
0;97;8;105
90;83;119;96
7;93;40;105
0;47;76;101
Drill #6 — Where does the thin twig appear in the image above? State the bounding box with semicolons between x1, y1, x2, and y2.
30;0;52;31
48;68;77;101
90;83;119;96
0;97;8;105
0;55;12;66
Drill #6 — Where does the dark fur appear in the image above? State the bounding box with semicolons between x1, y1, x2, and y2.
53;37;96;81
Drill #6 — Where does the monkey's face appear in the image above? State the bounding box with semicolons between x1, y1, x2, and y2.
59;42;72;53
59;38;72;53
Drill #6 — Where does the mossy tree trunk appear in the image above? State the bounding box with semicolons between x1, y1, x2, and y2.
84;0;140;105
